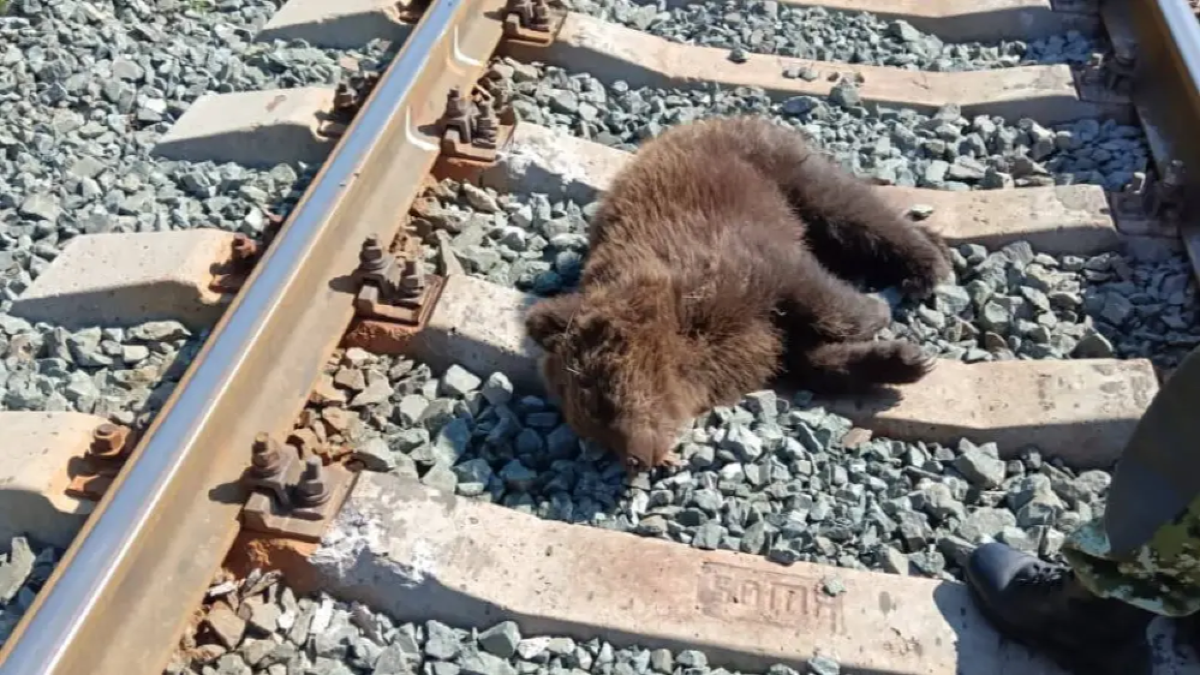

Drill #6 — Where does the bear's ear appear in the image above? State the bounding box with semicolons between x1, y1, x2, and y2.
525;292;583;352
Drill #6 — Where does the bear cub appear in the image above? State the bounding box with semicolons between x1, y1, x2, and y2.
525;115;952;474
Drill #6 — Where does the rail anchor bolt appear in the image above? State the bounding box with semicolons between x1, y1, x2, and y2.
530;0;552;31
295;456;332;507
88;423;130;460
473;100;500;150
1105;46;1137;93
250;433;284;478
441;87;473;145
1149;160;1187;221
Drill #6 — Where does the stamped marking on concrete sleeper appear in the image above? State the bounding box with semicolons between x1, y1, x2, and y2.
696;562;846;634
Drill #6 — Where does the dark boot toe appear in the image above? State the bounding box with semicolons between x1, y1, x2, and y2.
966;542;1036;613
964;542;1153;675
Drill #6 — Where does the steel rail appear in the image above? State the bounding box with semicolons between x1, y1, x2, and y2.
1103;0;1200;225
0;0;506;671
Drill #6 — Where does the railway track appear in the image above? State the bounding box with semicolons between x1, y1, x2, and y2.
0;0;1199;672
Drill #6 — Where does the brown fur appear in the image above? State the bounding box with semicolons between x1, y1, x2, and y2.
524;115;951;474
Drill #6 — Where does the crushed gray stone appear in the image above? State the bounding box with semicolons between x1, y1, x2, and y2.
0;318;206;429
0;537;62;650
564;0;1103;72
478;621;522;659
169;578;812;675
0;0;400;317
0;537;36;606
807;655;841;675
488;58;1148;194
301;348;1114;584
884;241;1200;369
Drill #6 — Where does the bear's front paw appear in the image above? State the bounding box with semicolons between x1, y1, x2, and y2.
872;341;938;384
900;229;953;298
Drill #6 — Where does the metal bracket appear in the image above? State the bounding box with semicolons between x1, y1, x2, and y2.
333;72;382;123
1115;171;1150;217
437;86;517;164
240;433;356;542
1148;160;1186;222
1114;161;1187;223
209;213;284;294
209;233;263;294
393;0;429;23
502;0;565;47
1104;45;1137;94
351;233;446;326
65;423;135;501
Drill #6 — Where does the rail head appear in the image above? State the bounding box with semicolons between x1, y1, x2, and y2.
0;0;506;672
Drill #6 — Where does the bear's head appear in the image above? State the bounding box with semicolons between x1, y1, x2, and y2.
524;287;705;475
524;274;782;474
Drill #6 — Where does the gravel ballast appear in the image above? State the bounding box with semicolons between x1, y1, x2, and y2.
0;0;400;404
0;537;61;651
0;2;403;452
167;574;844;675
563;0;1102;72
0;317;203;429
491;59;1148;194
300;347;1113;585
0;0;400;317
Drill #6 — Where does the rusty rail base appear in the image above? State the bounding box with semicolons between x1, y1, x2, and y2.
0;0;507;672
1101;0;1200;280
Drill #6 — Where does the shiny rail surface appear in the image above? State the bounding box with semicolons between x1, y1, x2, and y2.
0;0;504;671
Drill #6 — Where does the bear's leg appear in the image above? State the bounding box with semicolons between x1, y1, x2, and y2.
785;339;935;394
776;246;893;343
740;124;951;297
804;208;952;299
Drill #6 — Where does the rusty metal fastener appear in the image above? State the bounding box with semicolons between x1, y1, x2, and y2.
333;73;382;119
334;82;358;112
399;258;426;297
502;0;562;45
1148;159;1186;220
250;433;284;478
506;0;550;31
89;423;129;459
1117;171;1148;215
295;456;331;507
445;87;469;121
507;0;532;24
358;235;391;274
530;0;551;30
231;233;259;264
473;99;499;150
1105;45;1137;91
245;432;293;510
442;87;473;145
1163;159;1186;187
